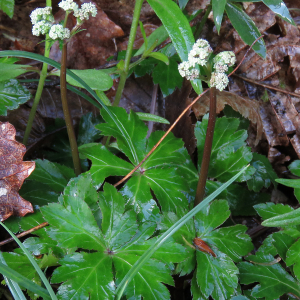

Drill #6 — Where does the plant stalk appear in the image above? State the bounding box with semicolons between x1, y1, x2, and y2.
112;0;144;107
194;87;217;206
23;0;52;145
60;42;81;176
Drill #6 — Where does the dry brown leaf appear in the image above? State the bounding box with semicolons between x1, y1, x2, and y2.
0;122;35;221
191;90;263;145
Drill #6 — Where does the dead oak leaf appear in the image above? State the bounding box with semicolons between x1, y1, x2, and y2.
0;122;35;222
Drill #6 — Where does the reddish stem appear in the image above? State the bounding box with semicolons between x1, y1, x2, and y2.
194;87;217;206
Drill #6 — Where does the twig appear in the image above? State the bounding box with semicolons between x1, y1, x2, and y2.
0;222;49;247
232;74;300;98
114;89;210;187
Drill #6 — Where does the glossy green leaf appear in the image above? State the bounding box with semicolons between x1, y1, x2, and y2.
195;116;254;182
0;79;31;116
255;202;294;220
195;251;239;299
212;0;227;33
28;159;75;192
0;0;14;18
271;232;295;260
136;112;170;124
51;69;113;91
41;175;106;251
146;0;202;94
225;2;266;58
51;252;115;300
262;0;295;25
247;153;278;192
152;58;183;97
262;207;300;227
239;261;300;299
0;63;30;81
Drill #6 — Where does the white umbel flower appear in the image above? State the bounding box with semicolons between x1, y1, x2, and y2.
178;61;199;80
213;51;236;73
49;24;71;40
32;20;52;36
30;7;53;24
74;2;97;21
58;0;79;12
210;72;229;91
188;39;213;67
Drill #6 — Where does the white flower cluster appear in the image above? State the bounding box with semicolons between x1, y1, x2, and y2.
178;39;212;81
74;2;97;22
210;51;236;91
30;1;97;40
30;7;54;36
49;24;70;40
30;7;54;24
58;0;78;12
213;51;236;73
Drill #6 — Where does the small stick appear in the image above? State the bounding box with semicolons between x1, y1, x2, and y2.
114;89;210;187
0;222;49;247
232;74;300;98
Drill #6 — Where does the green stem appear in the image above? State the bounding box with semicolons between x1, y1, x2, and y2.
60;42;81;176
194;87;217;206
194;5;212;39
112;0;144;107
23;0;52;145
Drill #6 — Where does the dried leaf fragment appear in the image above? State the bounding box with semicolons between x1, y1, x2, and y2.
0;122;35;221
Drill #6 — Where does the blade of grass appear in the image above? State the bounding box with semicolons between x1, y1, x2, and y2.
0;261;51;300
0;252;27;300
0;221;57;300
116;164;249;299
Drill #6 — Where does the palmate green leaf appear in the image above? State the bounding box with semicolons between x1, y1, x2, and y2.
0;79;31;116
0;0;14;18
51;252;115;300
152;57;183;97
225;2;266;58
195;116;255;182
239;260;300;299
82;107;190;217
41;175;105;251
44;176;185;300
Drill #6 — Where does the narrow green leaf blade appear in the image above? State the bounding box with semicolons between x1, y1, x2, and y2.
0;262;51;300
148;52;169;65
212;0;226;33
136;112;170;124
225;2;266;58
